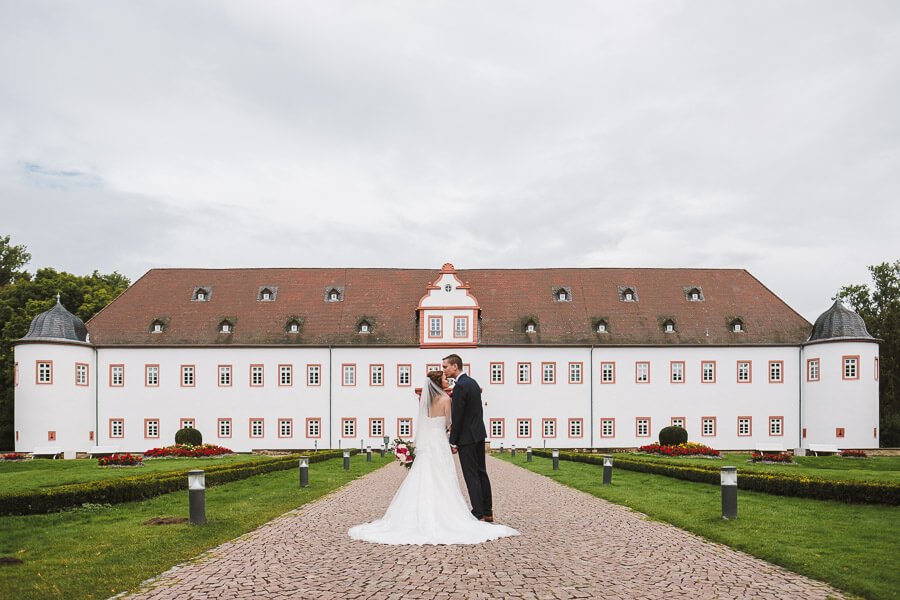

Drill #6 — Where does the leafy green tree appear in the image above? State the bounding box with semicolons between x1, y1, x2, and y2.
838;260;900;447
0;236;129;448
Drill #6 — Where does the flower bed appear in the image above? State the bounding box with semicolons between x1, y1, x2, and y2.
142;444;232;458
842;449;868;458
751;451;793;464
2;453;27;461
98;453;143;467
638;442;720;457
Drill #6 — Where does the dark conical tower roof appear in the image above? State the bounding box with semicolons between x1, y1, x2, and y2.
807;299;874;343
22;298;89;343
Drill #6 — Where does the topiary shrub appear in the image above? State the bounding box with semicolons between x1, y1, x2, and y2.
175;427;202;446
659;426;688;446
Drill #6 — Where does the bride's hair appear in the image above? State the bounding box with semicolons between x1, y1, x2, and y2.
426;370;444;389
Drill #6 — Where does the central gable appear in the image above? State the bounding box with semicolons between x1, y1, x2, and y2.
417;263;479;347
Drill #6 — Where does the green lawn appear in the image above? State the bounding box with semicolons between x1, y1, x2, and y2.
0;454;267;493
497;453;900;600
0;454;392;600
621;452;900;482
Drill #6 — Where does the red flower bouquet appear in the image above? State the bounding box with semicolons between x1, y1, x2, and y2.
393;438;415;469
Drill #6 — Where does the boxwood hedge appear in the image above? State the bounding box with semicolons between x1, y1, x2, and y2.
0;449;355;516
530;449;900;505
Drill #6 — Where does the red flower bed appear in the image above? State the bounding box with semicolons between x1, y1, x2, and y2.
2;453;27;461
142;444;233;458
98;453;143;467
638;442;720;457
841;449;868;458
751;451;793;463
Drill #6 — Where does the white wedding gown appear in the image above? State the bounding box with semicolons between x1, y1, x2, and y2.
348;414;519;545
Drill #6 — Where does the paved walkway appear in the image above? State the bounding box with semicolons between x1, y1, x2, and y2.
123;456;847;600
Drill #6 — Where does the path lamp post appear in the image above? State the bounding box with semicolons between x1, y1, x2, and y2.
299;456;309;488
511;445;516;458
500;443;504;453
527;446;532;462
366;446;372;462
552;449;559;470
721;466;738;519
602;455;613;485
188;470;206;525
343;449;350;471
380;444;385;458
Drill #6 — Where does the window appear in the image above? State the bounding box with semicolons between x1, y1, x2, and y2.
250;419;264;438
76;363;89;386
369;418;384;437
370;364;383;386
250;365;264;386
180;419;194;429
542;418;556;438
258;287;276;301
517;419;531;438
327;288;342;302
219;365;232;387
738;417;752;436
218;418;232;438
524;321;537;333
181;365;195;387
542;362;556;384
358;321;371;334
636;418;650;437
569;362;583;384
769;360;783;383
702;417;716;437
686;287;703;301
151;320;165;333
569;418;583;438
843;356;859;380
517;362;531;384
635;362;649;383
807;358;820;381
145;364;159;387
193;287;210;301
737;361;751;383
701;361;716;383
671;417;684;428
398;418;412;438
596;320;608;333
836;427;845;438
307;364;321;386
279;419;293;438
279;364;293;386
601;362;615;384
601;418;615;438
342;364;356;386
490;419;504;438
555;288;569;301
110;419;124;438
769;417;783;436
48;431;56;441
342;418;356;438
454;316;468;338
13;362;17;386
663;320;675;333
37;361;53;384
490;363;504;384
110;364;124;387
429;317;442;337
620;287;636;302
875;357;880;381
426;364;441;373
306;418;321;438
219;320;233;334
287;319;301;333
398;364;411;386
144;419;159;439
670;361;684;383
731;319;744;333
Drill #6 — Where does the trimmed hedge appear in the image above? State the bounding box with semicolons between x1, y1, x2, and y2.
0;449;355;516
531;450;900;505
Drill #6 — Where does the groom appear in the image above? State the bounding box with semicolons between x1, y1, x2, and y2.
443;353;493;522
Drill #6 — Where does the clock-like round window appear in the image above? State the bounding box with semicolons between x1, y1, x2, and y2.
444;284;452;292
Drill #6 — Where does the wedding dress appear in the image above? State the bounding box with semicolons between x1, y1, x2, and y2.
348;380;519;545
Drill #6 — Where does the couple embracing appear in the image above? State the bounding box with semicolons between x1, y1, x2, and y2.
349;354;519;545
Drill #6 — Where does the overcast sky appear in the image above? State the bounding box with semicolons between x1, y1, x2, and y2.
2;1;898;322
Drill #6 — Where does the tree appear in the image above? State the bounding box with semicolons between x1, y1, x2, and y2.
838;260;900;447
0;236;130;449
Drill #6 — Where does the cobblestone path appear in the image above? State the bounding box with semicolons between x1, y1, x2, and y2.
123;456;846;599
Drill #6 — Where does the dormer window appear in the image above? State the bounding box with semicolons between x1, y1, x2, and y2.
218;320;234;334
150;320;166;333
685;287;704;302
325;287;344;302
286;319;301;333
193;287;211;301
198;292;206;301
618;286;637;302
596;320;608;333
258;286;277;302
559;291;567;301
664;320;675;333
290;322;299;332
525;320;537;333
731;319;744;333
553;286;572;302
358;320;371;334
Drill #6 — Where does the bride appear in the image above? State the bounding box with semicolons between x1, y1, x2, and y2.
348;370;519;545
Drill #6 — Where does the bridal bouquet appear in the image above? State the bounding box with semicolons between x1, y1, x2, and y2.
393;438;415;469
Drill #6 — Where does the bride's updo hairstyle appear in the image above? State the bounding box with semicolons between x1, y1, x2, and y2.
426;370;444;390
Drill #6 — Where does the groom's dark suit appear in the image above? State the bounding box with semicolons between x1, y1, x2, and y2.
449;373;492;519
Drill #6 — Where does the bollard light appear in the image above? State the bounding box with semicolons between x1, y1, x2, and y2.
380;444;385;458
511;444;516;458
552;448;559;470
299;456;309;488
343;449;350;471
366;446;372;462
602;454;613;485
188;469;206;525
314;440;318;451
500;443;504;453
527;445;532;462
721;466;738;519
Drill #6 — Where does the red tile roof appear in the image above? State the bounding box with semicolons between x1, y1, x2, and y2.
86;267;812;346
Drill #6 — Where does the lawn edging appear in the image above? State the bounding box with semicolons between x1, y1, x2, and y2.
0;449;354;515
531;449;900;505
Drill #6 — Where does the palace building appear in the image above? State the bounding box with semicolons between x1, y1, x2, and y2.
13;263;880;458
